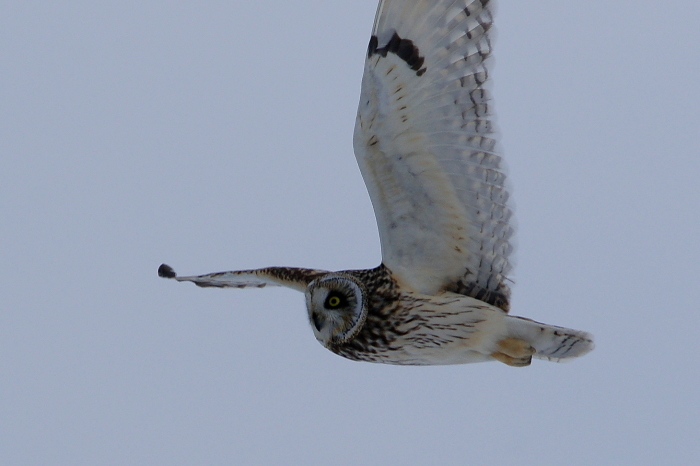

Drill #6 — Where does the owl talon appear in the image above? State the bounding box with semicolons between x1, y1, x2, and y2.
491;352;532;367
491;337;534;366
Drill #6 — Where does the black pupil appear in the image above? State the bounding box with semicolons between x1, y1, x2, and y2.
324;291;345;309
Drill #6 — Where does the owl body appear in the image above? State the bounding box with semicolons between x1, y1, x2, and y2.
159;0;594;367
331;291;505;366
309;265;590;366
310;265;491;365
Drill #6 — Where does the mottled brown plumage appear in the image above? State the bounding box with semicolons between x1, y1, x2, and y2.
159;0;593;366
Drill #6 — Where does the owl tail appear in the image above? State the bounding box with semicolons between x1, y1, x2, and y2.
505;315;594;362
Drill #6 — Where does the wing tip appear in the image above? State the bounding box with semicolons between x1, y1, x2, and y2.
158;263;177;279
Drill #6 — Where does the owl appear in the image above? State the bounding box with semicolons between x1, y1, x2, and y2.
159;0;593;367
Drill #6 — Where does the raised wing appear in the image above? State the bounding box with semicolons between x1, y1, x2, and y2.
354;0;513;310
157;264;327;292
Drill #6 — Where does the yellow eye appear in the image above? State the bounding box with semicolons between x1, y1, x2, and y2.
328;296;341;308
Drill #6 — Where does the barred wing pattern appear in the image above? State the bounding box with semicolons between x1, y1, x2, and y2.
157;264;327;292
354;0;513;310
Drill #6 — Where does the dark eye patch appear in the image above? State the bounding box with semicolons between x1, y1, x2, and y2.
324;290;347;309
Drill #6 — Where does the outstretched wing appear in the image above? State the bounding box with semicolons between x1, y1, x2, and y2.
354;0;513;310
158;264;327;292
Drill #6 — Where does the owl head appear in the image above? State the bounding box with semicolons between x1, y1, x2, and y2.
305;273;368;346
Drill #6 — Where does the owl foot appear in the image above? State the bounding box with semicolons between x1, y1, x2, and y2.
491;337;535;367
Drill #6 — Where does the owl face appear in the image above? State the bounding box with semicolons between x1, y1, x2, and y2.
305;274;368;346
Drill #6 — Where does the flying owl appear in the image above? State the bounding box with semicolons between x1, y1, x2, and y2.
159;0;593;367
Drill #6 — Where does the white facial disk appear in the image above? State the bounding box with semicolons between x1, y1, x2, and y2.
305;274;367;346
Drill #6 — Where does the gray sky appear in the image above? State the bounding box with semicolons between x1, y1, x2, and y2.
2;1;699;464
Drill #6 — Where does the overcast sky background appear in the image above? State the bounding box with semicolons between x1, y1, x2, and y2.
2;1;699;464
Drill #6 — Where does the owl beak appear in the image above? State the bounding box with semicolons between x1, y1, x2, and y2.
311;312;326;332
